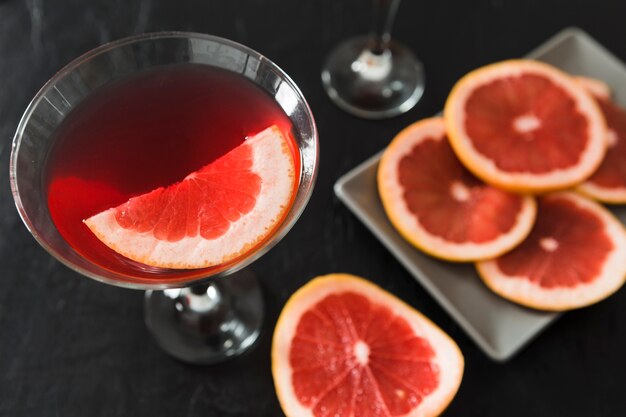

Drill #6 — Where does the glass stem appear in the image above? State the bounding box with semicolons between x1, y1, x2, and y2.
369;0;401;54
177;281;228;335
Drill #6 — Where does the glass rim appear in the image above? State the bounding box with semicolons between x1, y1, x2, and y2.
10;31;319;290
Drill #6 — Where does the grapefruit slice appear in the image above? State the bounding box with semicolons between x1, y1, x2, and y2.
378;117;536;262
476;192;626;311
272;274;463;417
85;125;296;269
576;91;626;203
444;60;607;193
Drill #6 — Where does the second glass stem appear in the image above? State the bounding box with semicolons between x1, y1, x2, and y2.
370;0;401;54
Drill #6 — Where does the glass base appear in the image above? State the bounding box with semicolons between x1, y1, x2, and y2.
321;36;425;119
144;269;263;365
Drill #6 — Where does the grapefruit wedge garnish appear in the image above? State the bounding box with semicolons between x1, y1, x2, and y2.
85;125;296;269
444;60;607;193
378;117;536;262
576;90;626;203
476;192;626;311
272;274;464;417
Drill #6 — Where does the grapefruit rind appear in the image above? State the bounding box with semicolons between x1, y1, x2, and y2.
577;181;626;204
84;126;296;269
573;76;612;101
272;274;464;417
476;192;626;311
444;60;607;193
378;117;537;262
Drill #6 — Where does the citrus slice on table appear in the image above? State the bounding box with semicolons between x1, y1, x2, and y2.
444;60;607;193
85;125;296;269
476;192;626;311
272;274;464;417
378;117;536;262
576;92;626;203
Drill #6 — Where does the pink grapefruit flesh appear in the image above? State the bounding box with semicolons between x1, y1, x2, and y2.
85;125;296;269
477;192;626;311
272;274;464;417
378;117;536;262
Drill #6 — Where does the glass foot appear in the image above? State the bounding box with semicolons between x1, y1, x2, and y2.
144;268;263;365
321;36;425;119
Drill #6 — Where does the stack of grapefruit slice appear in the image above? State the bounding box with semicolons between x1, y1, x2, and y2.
378;59;626;312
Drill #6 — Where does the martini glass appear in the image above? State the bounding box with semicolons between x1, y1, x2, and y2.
321;0;425;119
10;32;318;365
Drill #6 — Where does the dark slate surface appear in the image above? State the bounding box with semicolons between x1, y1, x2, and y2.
1;0;625;416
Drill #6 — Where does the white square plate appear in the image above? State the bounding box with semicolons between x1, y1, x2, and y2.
334;27;626;362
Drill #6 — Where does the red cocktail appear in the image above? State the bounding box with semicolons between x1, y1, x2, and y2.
46;63;300;283
11;33;318;364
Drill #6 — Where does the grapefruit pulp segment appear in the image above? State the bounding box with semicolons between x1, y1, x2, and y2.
272;274;464;417
444;60;607;193
84;125;296;269
378;117;536;262
476;192;626;311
